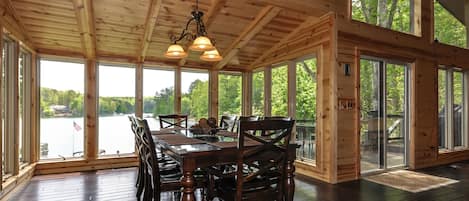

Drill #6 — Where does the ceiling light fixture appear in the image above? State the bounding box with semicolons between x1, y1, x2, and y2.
164;0;222;61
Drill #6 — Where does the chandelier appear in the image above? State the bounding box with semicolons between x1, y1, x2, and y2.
164;0;222;62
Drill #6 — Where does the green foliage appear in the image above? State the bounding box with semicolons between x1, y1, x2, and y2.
218;74;242;117
151;87;174;117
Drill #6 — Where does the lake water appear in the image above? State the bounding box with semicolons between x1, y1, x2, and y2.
40;115;160;159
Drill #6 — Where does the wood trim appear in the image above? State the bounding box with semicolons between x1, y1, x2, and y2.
35;157;138;175
137;0;162;63
84;59;97;160
30;53;38;163
0;23;3;188
214;6;282;69
250;16;319;69
0;164;35;200
242;71;252;116
178;0;226;66
12;41;19;176
175;67;182;114
72;0;96;59
264;66;271;116
287;61;296;118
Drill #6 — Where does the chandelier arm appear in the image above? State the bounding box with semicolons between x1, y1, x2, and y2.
172;17;197;43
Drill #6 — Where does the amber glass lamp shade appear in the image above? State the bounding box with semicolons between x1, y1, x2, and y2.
164;44;188;59
200;49;222;62
189;36;215;51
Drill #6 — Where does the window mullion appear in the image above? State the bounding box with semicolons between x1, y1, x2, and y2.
447;70;454;150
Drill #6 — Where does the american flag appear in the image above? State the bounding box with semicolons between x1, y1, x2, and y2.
73;121;82;132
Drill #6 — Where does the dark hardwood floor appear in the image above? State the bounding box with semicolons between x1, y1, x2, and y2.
8;161;469;201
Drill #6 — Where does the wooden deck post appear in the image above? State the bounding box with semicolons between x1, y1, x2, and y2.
135;63;143;118
85;59;97;160
209;70;219;119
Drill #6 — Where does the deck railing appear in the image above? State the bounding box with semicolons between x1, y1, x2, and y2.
295;119;316;163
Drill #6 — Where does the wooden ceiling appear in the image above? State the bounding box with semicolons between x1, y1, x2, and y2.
6;0;329;70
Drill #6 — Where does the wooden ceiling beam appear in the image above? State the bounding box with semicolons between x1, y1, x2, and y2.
72;0;96;59
249;16;318;69
178;0;227;66
137;0;163;63
4;0;35;49
214;6;281;70
246;0;334;16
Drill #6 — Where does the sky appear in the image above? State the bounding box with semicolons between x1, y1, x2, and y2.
40;60;209;97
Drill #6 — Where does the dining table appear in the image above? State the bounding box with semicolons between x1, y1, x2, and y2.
151;128;298;201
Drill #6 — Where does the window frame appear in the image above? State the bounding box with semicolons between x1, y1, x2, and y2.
438;66;468;151
38;58;86;161
97;62;137;157
19;49;32;166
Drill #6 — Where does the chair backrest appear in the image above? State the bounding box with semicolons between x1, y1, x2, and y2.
235;116;259;133
219;115;237;132
128;116;143;153
158;114;188;129
263;116;292;121
235;119;295;201
135;118;162;199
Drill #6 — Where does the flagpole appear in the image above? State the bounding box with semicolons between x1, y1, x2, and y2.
72;121;75;157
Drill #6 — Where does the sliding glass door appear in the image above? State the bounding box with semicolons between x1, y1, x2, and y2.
359;57;410;173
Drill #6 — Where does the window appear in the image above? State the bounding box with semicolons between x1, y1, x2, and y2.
271;65;288;116
98;64;135;156
40;59;85;160
351;0;413;34
181;71;208;127
252;70;264;116
218;73;242;118
295;58;317;163
438;68;467;150
143;67;175;130
434;0;467;48
2;38;16;177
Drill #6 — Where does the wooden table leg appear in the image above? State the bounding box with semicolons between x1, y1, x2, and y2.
285;158;296;201
181;161;196;201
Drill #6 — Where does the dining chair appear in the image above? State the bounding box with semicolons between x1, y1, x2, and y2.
234;116;259;133
135;118;207;201
213;119;295;201
219;115;237;132
128;116;144;198
158;114;188;129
